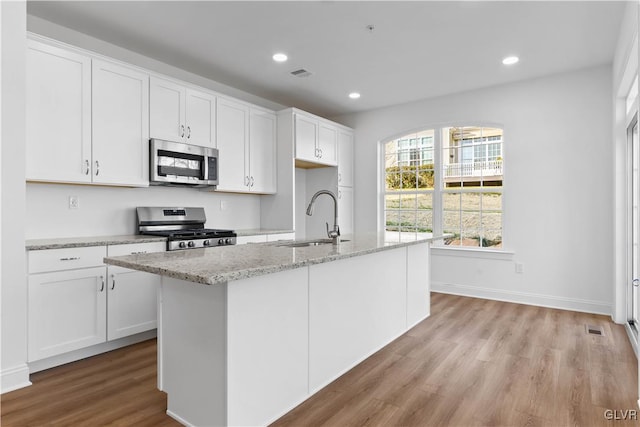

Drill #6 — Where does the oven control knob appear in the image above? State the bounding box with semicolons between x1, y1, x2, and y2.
178;241;187;249
187;241;195;248
203;240;210;246
225;238;232;245
218;239;224;245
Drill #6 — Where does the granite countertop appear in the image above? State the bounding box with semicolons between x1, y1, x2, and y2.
25;229;295;250
104;233;445;286
26;235;167;250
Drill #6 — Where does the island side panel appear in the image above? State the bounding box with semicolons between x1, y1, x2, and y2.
308;247;408;394
161;277;227;427
406;242;431;328
226;267;309;427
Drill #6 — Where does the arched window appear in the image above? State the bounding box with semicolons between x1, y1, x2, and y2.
383;125;503;248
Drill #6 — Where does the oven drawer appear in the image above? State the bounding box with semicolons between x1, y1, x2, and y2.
28;246;107;274
107;241;166;257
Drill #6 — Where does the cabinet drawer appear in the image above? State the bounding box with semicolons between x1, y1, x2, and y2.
28;246;106;274
107;241;166;257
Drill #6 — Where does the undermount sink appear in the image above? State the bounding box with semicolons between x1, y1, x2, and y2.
277;239;350;248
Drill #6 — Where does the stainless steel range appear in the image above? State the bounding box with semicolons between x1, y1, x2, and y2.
137;207;236;251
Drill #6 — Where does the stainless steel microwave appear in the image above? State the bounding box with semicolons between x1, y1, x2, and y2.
149;139;218;188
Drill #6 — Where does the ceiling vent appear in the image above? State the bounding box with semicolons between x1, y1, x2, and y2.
290;68;312;78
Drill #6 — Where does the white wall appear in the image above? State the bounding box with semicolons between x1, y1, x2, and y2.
25;184;261;239
1;1;29;393
336;65;614;315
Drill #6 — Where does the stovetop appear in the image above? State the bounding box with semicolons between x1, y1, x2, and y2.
143;228;236;240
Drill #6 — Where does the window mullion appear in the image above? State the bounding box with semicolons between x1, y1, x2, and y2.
433;129;443;240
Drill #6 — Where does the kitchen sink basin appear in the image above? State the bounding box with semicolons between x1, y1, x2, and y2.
277;239;350;248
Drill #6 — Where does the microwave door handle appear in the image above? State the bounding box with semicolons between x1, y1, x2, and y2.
203;156;209;182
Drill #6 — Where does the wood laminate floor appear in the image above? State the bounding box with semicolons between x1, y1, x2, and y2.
2;293;638;426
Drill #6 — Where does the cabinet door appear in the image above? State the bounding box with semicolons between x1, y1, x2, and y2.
338;130;354;187
317;123;338;166
26;40;92;183
185;88;216;148
216;97;249;192
150;77;186;142
294;114;318;163
92;59;149;186
249;109;276;193
338;186;354;235
107;266;159;341
28;267;107;362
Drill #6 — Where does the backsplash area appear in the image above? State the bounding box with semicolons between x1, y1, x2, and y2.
26;183;262;239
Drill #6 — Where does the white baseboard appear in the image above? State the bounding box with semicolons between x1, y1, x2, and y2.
432;281;611;315
1;364;32;394
167;409;194;427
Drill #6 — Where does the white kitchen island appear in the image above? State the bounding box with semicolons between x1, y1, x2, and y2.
104;233;440;427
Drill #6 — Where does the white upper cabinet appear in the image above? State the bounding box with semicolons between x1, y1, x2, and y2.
216;97;249;192
26;40;92;183
92;59;149;186
150;76;216;148
291;110;339;167
338;130;354;188
185;89;216;147
294;114;319;163
216;98;276;194
318;123;338;165
150;77;185;142
249;108;277;193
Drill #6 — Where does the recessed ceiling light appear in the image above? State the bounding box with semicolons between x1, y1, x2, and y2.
348;92;361;99
502;56;519;65
272;53;288;63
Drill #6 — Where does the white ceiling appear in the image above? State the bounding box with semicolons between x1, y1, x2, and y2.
27;1;627;118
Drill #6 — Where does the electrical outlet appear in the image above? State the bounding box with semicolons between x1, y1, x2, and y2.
515;262;524;274
69;196;79;210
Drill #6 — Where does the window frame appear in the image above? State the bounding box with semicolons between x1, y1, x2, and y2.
379;122;506;251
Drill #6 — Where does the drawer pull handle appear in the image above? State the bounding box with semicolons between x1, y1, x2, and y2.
59;257;80;261
130;251;147;255
99;276;105;292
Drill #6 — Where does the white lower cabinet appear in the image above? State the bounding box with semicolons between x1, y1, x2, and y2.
338;186;354;236
27;242;164;363
28;266;107;362
106;266;159;341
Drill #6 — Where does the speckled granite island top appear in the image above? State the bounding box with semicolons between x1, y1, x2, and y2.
104;233;444;286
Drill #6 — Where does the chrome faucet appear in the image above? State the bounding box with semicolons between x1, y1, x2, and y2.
306;190;340;245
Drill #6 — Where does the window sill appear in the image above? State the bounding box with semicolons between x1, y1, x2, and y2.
431;246;514;261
